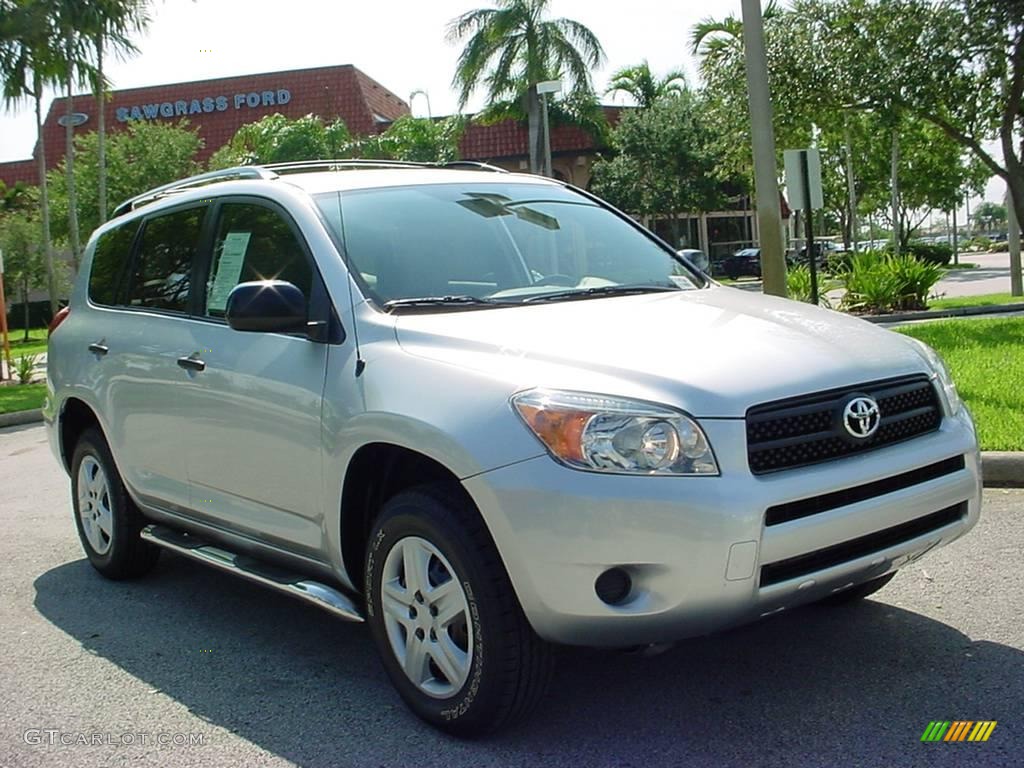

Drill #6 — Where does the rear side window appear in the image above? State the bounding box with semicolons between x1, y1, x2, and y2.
127;206;205;313
88;224;138;306
204;203;313;318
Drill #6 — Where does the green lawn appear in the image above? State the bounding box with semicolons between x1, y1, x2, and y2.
896;317;1024;451
928;293;1024;310
5;327;48;358
0;383;46;415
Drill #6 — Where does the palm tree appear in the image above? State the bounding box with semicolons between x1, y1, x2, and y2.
605;61;687;110
690;1;780;78
90;0;149;225
56;0;99;270
1;0;62;316
447;0;605;174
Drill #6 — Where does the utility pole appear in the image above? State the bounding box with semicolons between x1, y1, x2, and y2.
741;0;787;297
952;206;959;266
536;80;562;179
890;128;900;254
844;116;857;251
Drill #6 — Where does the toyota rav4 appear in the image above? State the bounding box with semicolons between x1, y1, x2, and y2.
44;161;982;736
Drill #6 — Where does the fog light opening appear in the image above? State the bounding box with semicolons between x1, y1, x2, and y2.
595;567;633;606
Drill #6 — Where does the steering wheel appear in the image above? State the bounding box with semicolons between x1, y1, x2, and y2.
532;274;577;287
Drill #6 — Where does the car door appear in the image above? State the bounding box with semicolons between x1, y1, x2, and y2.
95;203;209;513
176;198;331;557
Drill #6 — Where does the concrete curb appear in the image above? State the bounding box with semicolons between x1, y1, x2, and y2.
862;303;1024;325
1;409;1019;486
0;408;43;428
982;453;1024;488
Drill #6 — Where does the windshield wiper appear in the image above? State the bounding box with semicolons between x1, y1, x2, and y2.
521;284;680;304
383;295;504;312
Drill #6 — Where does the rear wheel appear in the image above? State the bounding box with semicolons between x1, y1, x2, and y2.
71;428;160;580
818;572;896;606
365;486;553;737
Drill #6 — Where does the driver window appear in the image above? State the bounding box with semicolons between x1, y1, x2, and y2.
205;203;313;318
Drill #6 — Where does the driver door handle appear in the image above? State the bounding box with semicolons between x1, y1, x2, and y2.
87;342;108;356
176;356;206;372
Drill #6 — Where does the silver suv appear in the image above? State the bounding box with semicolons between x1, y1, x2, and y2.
45;161;982;736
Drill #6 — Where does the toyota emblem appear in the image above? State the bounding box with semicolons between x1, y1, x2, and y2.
842;395;881;439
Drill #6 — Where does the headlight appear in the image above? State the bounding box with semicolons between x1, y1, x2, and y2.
512;389;719;475
907;338;962;415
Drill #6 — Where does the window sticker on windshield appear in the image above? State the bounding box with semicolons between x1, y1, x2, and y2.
207;231;251;312
668;274;697;290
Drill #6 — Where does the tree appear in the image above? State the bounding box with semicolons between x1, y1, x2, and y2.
1;0;62;316
604;61;687;110
48;120;202;242
785;0;1023;283
590;91;730;244
354;115;466;163
89;0;150;226
0;209;46;340
973;201;1007;234
54;0;100;271
447;0;605;174
207;113;352;168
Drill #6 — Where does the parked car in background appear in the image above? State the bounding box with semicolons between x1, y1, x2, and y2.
720;247;761;279
677;248;710;274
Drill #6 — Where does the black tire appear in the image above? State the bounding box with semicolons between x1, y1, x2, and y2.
818;572;896;606
70;427;160;580
365;485;554;737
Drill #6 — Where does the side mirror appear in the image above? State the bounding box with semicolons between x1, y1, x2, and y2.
225;280;307;334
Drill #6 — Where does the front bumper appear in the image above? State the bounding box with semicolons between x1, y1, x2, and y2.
463;408;982;647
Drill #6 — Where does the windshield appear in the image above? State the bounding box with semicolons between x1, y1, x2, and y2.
315;183;703;309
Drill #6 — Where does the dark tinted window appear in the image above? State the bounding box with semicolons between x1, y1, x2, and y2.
204;203;312;318
128;206;205;312
88;223;138;306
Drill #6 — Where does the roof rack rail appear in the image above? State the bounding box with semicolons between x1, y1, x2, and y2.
110;158;512;219
437;160;508;173
110;166;277;218
262;159;508;175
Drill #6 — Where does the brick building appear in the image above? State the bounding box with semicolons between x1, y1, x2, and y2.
0;64;411;186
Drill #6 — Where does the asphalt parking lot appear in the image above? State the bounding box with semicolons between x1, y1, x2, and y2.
1;422;1021;768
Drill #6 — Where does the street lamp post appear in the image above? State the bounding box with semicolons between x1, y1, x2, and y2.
536;80;562;178
409;89;432;119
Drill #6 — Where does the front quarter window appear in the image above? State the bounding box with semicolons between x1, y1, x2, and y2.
315;182;703;309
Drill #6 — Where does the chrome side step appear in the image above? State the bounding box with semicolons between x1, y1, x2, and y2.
140;524;364;623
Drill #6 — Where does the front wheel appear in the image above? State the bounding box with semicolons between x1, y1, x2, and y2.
365;486;553;737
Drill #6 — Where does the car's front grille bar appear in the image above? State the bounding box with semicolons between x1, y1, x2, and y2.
759;502;967;587
746;374;942;474
765;455;966;526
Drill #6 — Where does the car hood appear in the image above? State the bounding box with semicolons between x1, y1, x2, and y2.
393;286;931;417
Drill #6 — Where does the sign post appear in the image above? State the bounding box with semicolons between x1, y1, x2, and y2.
0;249;11;380
784;149;824;305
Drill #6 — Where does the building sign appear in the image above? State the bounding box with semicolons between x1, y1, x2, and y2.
116;88;291;122
57;112;90;127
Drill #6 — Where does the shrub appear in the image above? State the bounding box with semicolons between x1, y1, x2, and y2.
14;353;39;384
838;251;943;313
786;265;832;306
890;240;953;266
967;236;991;252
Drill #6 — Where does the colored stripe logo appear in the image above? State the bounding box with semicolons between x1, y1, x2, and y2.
921;721;997;742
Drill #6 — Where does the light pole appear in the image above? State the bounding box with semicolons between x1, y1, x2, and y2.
740;0;787;297
409;89;432;119
536;80;562;178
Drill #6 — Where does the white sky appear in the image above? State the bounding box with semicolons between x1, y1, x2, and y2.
0;0;1005;208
